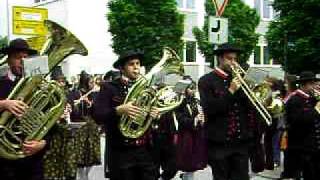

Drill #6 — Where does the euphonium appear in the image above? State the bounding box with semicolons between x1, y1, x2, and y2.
0;20;88;159
230;63;272;125
119;47;185;139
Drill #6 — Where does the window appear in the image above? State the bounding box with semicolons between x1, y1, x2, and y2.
254;46;261;65
183;12;197;39
186;0;195;9
176;0;183;8
186;41;196;62
254;0;261;15
263;46;271;64
180;41;197;63
254;0;274;20
263;0;271;19
254;46;277;65
176;0;196;10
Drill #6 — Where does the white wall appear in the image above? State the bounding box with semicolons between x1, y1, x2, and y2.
63;0;117;77
0;0;9;37
35;0;117;77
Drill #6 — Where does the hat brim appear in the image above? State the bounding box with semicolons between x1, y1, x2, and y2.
296;77;320;82
113;53;143;69
213;48;242;55
0;47;38;56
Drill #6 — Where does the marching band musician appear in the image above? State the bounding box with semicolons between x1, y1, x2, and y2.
68;71;101;179
283;71;320;179
198;43;257;180
93;50;159;180
0;38;48;180
175;76;207;180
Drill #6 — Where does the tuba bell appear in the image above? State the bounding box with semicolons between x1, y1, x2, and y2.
0;20;88;159
119;47;185;139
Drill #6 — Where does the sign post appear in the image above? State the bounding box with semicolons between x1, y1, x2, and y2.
211;0;229;17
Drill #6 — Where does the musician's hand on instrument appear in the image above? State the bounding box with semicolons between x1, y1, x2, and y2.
229;77;241;94
1;100;28;118
23;140;46;156
150;107;160;119
196;112;205;125
116;101;142;119
82;96;91;104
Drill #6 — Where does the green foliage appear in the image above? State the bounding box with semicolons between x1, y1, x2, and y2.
266;0;320;74
193;0;260;66
108;0;184;69
0;36;8;58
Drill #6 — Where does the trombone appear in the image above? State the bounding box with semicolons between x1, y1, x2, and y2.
230;63;272;125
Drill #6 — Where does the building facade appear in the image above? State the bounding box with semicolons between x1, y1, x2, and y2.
0;0;283;80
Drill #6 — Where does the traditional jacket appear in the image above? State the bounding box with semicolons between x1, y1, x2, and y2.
285;89;320;152
198;68;256;145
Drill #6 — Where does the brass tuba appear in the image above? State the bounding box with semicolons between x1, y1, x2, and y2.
0;20;88;159
119;47;184;139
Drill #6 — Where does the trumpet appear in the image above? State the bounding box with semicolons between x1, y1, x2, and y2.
230;63;272;125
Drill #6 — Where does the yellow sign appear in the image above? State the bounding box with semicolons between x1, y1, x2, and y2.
12;6;48;36
13;6;48;22
13;21;47;35
26;36;47;52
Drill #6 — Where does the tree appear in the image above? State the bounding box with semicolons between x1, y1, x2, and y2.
0;36;8;59
193;0;260;66
108;0;184;69
266;0;320;74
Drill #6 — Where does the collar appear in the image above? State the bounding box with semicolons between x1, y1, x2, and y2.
120;75;136;87
284;89;310;104
213;67;229;80
295;89;310;99
283;91;296;104
7;68;17;81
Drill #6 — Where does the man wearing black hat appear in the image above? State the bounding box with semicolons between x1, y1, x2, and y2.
93;50;159;180
283;71;320;179
198;43;257;180
0;38;48;180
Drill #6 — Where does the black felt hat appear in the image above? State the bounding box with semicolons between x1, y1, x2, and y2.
296;71;320;83
113;50;144;69
213;43;242;55
0;38;37;55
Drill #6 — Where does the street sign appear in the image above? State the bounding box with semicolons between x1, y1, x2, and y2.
208;17;228;44
212;0;229;17
13;21;47;35
12;6;48;36
13;6;48;22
